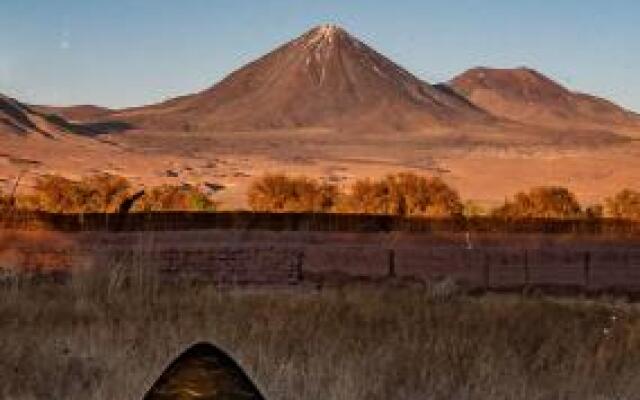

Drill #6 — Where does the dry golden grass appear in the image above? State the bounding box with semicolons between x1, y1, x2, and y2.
1;263;640;400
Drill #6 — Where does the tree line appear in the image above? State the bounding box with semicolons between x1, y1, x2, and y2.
1;171;640;220
247;173;640;220
0;174;215;213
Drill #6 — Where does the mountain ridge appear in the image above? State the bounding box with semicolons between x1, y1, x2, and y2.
0;94;86;138
449;67;640;136
111;24;492;132
20;26;640;139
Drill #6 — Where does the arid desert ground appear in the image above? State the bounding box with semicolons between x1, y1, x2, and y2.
3;127;640;210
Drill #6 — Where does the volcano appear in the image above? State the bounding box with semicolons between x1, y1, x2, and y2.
450;67;640;136
0;94;84;137
114;24;490;132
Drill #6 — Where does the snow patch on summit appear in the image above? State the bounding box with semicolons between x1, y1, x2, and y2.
304;24;339;49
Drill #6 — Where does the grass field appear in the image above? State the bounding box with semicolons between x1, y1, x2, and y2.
1;267;640;400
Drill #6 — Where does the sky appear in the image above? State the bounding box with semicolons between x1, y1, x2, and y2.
1;1;639;111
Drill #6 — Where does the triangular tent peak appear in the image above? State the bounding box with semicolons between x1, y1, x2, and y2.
144;342;265;400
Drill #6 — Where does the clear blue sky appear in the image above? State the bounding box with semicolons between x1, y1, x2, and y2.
1;1;639;111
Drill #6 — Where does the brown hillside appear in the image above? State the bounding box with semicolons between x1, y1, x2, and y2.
33;104;113;123
0;94;85;137
450;67;640;136
114;25;491;132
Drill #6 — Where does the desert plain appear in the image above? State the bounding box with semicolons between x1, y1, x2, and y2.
2;126;640;210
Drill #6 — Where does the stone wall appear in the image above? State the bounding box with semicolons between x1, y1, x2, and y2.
2;230;640;292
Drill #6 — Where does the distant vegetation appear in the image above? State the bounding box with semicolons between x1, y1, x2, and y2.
492;186;583;219
29;174;132;213
248;172;464;217
3;172;640;220
0;189;8;209
2;174;216;213
338;173;463;217
132;184;216;212
248;174;627;220
247;174;337;212
606;189;640;220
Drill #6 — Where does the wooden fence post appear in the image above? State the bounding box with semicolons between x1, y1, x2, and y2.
388;249;396;278
296;250;305;283
483;252;491;290
625;250;630;267
584;251;591;289
523;249;530;287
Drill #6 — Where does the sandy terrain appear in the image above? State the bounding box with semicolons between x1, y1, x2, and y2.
112;128;640;209
2;126;638;210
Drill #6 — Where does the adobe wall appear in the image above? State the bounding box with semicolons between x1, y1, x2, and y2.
1;229;640;292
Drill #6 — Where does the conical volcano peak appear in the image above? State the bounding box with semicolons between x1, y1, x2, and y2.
301;23;353;48
310;24;346;38
318;23;341;33
114;24;489;132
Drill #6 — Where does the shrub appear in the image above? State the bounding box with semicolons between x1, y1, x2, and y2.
605;189;640;220
340;173;463;217
32;175;91;213
0;188;7;206
13;194;41;211
493;186;582;219
29;174;215;213
247;174;337;212
133;185;216;212
32;174;133;213
0;191;10;213
584;204;604;219
463;200;487;217
80;174;132;212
